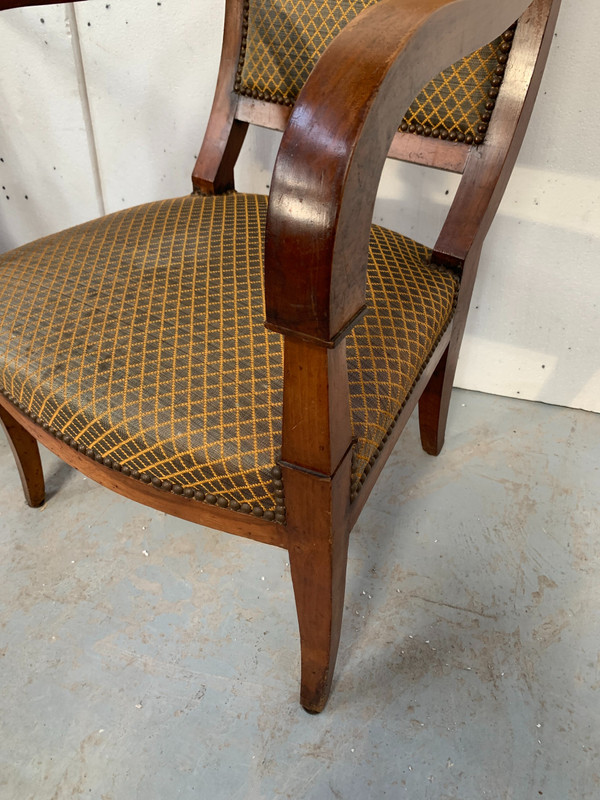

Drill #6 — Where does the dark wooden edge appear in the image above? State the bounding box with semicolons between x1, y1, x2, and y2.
236;95;470;173
434;0;562;270
263;0;532;345
191;0;248;194
0;401;45;507
0;393;287;550
387;130;469;172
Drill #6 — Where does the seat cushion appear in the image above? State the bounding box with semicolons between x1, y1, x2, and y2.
0;193;457;516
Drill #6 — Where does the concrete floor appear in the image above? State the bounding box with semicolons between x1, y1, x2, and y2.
1;388;599;800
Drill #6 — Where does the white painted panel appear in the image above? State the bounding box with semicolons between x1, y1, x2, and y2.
0;3;100;251
372;0;600;412
455;159;600;404
74;0;224;211
235;126;282;197
454;0;600;412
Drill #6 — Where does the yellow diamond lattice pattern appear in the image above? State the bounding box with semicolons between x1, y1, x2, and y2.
402;36;504;138
0;193;457;512
348;227;457;485
237;0;509;141
0;194;282;513
238;0;379;100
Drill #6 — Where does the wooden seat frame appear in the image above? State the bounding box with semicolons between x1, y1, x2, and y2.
0;0;561;711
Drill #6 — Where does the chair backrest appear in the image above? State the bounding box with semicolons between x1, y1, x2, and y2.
235;0;514;147
192;0;554;196
193;0;560;343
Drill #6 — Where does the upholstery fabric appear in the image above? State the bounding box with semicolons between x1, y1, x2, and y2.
237;0;379;101
0;193;458;515
236;0;509;142
402;36;506;141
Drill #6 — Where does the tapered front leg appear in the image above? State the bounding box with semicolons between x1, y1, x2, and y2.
0;402;45;507
279;337;353;712
284;453;352;713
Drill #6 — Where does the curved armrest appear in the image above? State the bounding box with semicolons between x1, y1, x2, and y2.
264;0;530;345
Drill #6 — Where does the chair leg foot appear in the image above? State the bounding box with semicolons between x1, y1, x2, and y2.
0;403;45;507
418;345;455;456
289;517;350;713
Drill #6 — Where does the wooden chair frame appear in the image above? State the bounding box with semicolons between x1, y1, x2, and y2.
0;0;561;711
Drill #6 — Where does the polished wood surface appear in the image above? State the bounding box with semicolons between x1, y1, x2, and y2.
420;0;562;464
1;0;560;712
191;0;248;194
286;451;353;712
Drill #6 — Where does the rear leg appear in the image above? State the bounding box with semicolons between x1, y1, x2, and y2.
0;403;45;507
418;344;456;456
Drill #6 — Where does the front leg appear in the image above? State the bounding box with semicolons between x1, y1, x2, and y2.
284;454;352;713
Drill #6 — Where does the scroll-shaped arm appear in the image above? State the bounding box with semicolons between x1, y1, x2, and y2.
264;0;531;345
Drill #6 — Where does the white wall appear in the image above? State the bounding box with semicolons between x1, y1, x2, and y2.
0;4;100;243
1;0;598;412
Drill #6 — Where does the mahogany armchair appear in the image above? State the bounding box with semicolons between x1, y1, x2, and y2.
0;0;560;711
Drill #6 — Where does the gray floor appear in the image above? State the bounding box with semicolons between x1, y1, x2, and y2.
1;389;599;800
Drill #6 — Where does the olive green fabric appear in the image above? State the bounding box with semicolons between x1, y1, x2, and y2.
236;0;510;142
0;193;457;513
402;35;507;142
348;228;456;488
236;0;380;102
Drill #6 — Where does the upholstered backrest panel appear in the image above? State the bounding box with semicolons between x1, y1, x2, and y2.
402;32;511;144
236;0;379;102
235;0;514;143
